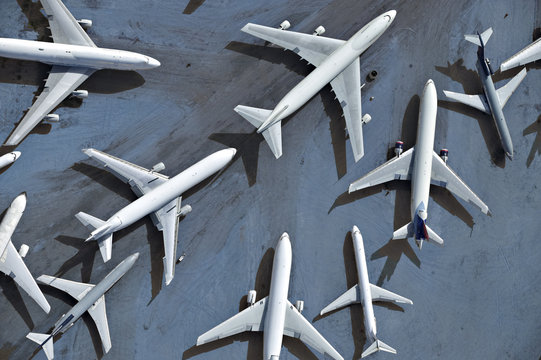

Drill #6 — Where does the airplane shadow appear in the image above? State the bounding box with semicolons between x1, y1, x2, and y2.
70;162;137;202
182;0;206;14
0;276;34;330
53;236;97;283
523;115;541;167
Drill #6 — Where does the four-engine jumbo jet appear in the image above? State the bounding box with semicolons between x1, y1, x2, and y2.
321;226;412;358
443;28;527;160
235;10;396;161
0;193;50;313
197;233;343;360
349;80;490;249
76;148;236;286
1;0;160;146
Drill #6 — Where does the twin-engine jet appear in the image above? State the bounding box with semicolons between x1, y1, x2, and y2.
76;148;236;285
1;0;160;146
197;233;343;360
349;80;489;249
235;10;396;161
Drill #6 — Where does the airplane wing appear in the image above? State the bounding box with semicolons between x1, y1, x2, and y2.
0;242;51;313
87;295;112;353
330;58;364;162
369;284;413;304
241;23;345;67
430;151;490;214
37;274;94;300
283;300;343;360
197;297;268;345
152;197;181;286
40;0;97;47
442;90;490;114
83;148;169;196
496;68;527;108
349;147;414;193
319;285;360;315
4;66;95;145
501;38;541;71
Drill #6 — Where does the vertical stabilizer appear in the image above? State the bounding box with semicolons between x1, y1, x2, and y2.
27;332;54;360
361;339;397;358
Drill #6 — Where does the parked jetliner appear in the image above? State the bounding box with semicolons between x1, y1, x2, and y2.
235;10;396;161
27;253;139;360
501;35;541;71
0;193;50;313
76;148;236;285
349;80;489;249
1;0;160;146
197;233;343;360
443;28;526;160
320;226;412;358
0;151;21;170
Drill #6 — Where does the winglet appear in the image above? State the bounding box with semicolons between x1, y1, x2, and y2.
27;332;54;360
464;27;493;47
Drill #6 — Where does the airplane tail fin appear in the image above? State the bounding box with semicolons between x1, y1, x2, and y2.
27;332;54;360
362;339;397;358
75;212;113;262
391;221;444;248
464;27;493;47
234;105;283;159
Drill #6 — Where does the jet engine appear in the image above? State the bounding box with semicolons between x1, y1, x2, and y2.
279;20;290;30
178;205;192;217
151;162;165;172
295;300;304;313
247;290;257;305
368;70;378;81
361;114;372;124
313;26;325;36
77;19;93;29
19;244;29;258
395;141;404;157
439;149;448;163
485;58;495;75
71;90;88;99
44;114;59;122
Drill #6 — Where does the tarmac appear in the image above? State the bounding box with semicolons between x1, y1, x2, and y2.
0;0;540;359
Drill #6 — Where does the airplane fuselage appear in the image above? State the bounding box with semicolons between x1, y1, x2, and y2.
0;38;159;70
263;233;292;359
476;53;514;159
0;151;20;170
91;149;236;240
258;11;395;133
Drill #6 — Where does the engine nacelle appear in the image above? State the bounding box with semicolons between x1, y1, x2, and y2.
77;19;93;29
395;141;404;157
178;205;192;217
279;20;290;30
19;244;29;258
313;25;325;36
485;58;494;75
361;114;372;124
151;162;165;173
44;114;59;122
247;290;257;305
368;70;378;81
440;149;449;163
72;90;88;99
295;300;304;313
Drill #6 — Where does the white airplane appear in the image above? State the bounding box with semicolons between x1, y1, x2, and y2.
0;151;21;170
27;253;139;360
0;193;50;313
349;79;490;249
320;226;412;358
235;10;396;161
75;148;236;285
1;0;160;146
197;233;343;360
501;35;541;71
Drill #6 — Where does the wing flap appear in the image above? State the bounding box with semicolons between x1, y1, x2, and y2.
369;283;413;304
87;295;112;353
496;68;527;108
40;0;96;46
37;274;94;301
320;285;360;315
442;90;490;114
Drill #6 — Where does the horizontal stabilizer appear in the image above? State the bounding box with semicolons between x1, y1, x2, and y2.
75;211;105;230
497;68;527;108
464;27;493;47
234;105;283;158
234;105;272;128
425;224;444;247
97;234;113;262
362;339;396;358
442;90;490;114
392;222;413;240
370;283;413;304
320;285;360;315
37;274;94;300
27;332;54;360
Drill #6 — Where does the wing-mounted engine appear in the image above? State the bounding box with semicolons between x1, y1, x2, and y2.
279;20;290;30
19;244;29;258
151;162;165;173
247;290;257;305
295;300;304;313
178;205;192;217
77;19;93;30
439;149;448;163
361;114;372;124
71;90;88;99
394;141;404;157
313;26;325;36
44;114;59;123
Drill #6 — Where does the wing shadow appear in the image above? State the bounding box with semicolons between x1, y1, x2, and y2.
0;276;34;330
524;115;541;167
182;0;206;14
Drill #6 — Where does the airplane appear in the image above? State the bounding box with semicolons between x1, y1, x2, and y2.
197;233;343;360
1;0;160;146
442;28;527;160
234;10;396;161
349;79;490;249
320;226;412;358
0;193;50;313
0;151;21;170
75;147;236;285
501;35;541;71
27;253;139;360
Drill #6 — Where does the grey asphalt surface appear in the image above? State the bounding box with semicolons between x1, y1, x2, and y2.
0;0;540;359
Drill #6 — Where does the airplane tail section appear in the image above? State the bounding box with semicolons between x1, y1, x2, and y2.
425;224;444;247
27;332;54;360
464;27;493;47
392;222;413;240
74;212;112;262
391;220;443;248
234;105;283;159
362;339;397;358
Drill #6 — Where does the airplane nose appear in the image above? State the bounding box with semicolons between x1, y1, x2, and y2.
12;151;21;160
147;57;161;68
229;148;237;157
384;10;397;22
